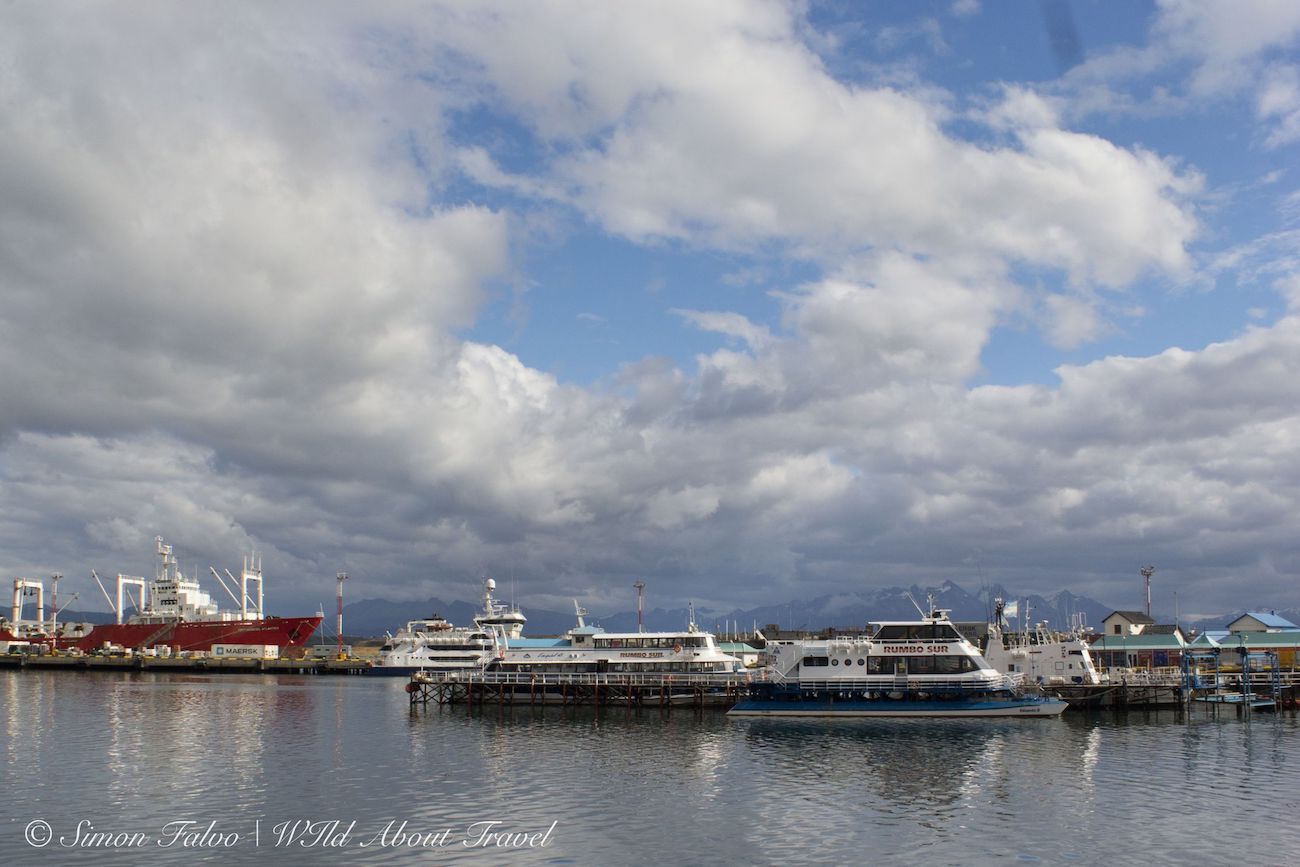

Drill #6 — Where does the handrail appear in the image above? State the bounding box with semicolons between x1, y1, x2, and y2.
420;669;766;688
791;674;1023;692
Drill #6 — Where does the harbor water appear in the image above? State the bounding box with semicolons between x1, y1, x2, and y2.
3;670;1298;865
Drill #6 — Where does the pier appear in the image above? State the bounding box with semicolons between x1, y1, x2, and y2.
1051;658;1300;713
0;652;372;675
407;670;765;709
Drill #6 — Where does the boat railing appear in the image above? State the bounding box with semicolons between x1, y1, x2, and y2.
1100;667;1185;686
790;674;1024;693
425;669;769;688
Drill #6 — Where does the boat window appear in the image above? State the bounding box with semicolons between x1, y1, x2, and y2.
856;658;865;666
932;655;974;674
831;659;839;666
802;656;829;667
904;656;932;673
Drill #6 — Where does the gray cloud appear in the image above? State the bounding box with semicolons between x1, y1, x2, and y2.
1;3;1296;623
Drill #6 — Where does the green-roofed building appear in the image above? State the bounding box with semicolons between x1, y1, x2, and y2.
1090;631;1188;670
718;642;761;668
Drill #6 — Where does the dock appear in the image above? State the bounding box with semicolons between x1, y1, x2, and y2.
1048;662;1300;713
407;670;764;709
0;652;372;675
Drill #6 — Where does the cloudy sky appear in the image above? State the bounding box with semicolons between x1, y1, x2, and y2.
3;1;1299;621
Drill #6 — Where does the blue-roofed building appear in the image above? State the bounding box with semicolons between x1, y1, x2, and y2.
1228;612;1299;633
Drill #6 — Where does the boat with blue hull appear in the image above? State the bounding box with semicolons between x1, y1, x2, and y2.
730;691;1065;717
729;602;1066;718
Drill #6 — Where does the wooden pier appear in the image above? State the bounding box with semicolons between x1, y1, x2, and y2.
407;670;764;709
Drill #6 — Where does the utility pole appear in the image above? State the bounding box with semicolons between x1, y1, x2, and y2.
336;572;347;657
634;580;645;633
1141;565;1155;619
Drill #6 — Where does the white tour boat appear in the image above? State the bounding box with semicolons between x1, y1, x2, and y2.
370;577;526;676
982;600;1101;687
729;601;1066;718
483;602;743;677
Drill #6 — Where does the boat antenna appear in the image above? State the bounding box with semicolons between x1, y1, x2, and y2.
634;580;645;633
905;592;927;618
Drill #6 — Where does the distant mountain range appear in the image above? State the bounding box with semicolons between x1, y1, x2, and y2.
330;580;1117;638
48;585;1285;640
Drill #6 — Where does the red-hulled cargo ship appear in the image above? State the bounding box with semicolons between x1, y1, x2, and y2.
6;537;321;653
70;614;321;653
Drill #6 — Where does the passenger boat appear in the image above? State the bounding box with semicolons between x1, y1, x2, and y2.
484;602;742;676
369;577;525;675
981;599;1101;686
729;603;1066;717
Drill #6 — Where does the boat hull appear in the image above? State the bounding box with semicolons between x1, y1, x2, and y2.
71;616;322;653
728;695;1068;718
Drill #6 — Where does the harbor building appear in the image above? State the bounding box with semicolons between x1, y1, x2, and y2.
1102;611;1156;636
1227;611;1299;633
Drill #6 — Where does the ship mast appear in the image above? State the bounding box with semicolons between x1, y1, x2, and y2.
634;580;645;633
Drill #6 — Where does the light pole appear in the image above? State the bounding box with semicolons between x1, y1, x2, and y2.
1141;565;1155;619
336;572;347;657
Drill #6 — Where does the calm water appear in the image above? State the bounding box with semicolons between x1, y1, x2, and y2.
3;671;1298;865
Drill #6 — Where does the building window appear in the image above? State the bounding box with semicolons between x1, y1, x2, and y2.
1114;625;1122;635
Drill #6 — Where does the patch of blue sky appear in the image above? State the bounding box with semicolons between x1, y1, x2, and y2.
464;229;817;386
975;274;1285;388
810;0;1155;90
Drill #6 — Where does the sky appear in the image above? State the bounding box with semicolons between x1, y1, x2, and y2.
2;0;1299;622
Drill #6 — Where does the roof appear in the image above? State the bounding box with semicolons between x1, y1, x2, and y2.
719;642;759;653
1106;610;1156;624
1092;633;1187;651
1144;624;1183;635
1232;611;1299;629
1206;631;1300;649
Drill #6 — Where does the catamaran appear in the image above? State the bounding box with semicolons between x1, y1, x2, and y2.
730;600;1066;718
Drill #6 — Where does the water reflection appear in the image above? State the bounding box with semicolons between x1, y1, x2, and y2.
6;672;1300;866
